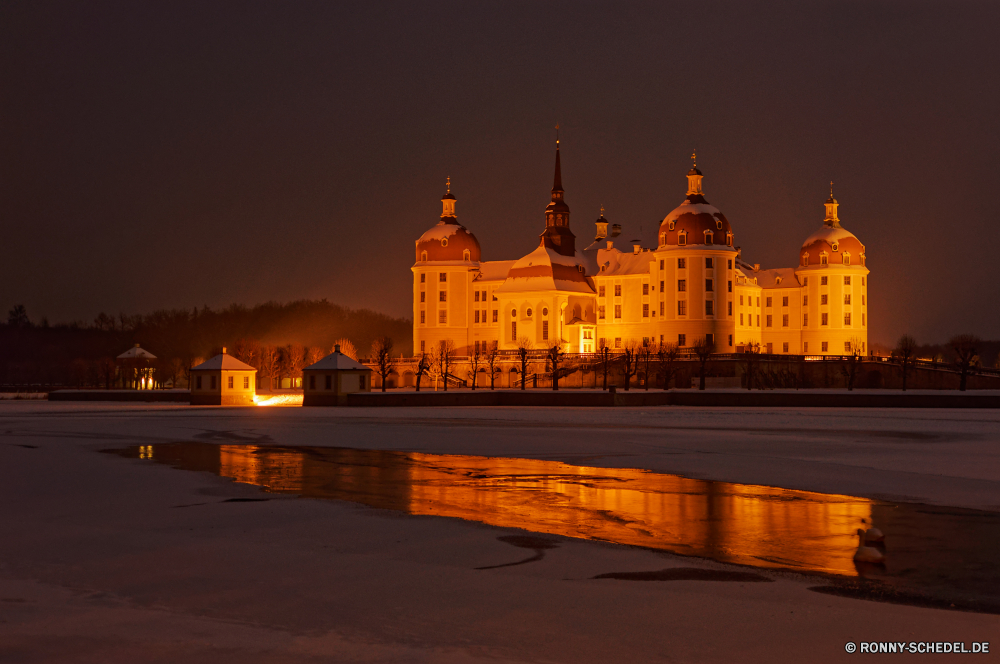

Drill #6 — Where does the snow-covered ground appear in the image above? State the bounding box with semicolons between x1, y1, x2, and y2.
1;402;997;662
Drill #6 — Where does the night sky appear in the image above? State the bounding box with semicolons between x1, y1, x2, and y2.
2;1;998;344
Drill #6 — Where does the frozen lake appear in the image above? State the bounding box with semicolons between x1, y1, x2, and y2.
2;402;998;662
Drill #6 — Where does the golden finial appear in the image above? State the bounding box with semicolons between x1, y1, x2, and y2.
446;176;451;194
691;150;697;168
600;204;605;217
555;123;560;145
830;181;834;197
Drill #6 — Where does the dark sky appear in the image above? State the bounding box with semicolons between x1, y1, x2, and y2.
2;1;998;345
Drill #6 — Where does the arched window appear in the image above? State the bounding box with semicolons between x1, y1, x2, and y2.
420;251;427;262
704;231;713;245
726;233;733;246
842;252;850;266
860;254;866;266
678;231;687;246
668;221;675;231
820;252;828;265
801;253;809;267
659;232;666;246
463;249;470;261
526;308;533;317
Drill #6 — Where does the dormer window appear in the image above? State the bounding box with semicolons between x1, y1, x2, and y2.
463;249;470;261
842;252;850;266
775;276;782;285
801;253;809;267
421;251;428;262
832;242;839;252
668;221;675;231
704;231;713;245
678;232;687;246
659;232;666;246
726;233;733;246
861;254;866;266
820;252;828;265
716;220;722;230
441;238;448;247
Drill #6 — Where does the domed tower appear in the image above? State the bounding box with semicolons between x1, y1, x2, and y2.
796;185;869;356
412;179;481;356
652;153;738;352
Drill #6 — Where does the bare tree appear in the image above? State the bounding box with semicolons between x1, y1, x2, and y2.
950;334;981;392
894;334;917;391
620;339;639;391
437;339;456;391
598;339;611;391
484;341;500;390
738;342;761;390
656;341;680;390
414;352;431;391
839;337;864;391
548;345;561;391
692;336;713;390
468;342;482;390
97;356;116;390
232;338;261;369
516;336;533;390
372;336;395;392
7;304;30;328
639;340;654;390
332;338;358;360
259;345;280;391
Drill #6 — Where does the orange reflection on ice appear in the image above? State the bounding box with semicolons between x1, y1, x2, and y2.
134;443;873;576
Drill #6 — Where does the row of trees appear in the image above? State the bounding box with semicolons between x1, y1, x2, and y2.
892;333;984;391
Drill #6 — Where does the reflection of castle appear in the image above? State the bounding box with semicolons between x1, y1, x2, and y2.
412;142;870;357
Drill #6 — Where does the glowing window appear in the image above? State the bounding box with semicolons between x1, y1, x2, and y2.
421;252;427;262
678;232;686;246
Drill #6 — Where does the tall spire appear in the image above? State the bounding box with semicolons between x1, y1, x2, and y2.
552;125;563;196
824;182;840;227
541;129;575;255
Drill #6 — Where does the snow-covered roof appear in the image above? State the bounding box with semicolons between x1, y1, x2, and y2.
475;260;516;282
595;246;654;276
801;224;859;247
756;267;801;289
191;353;256;372
304;350;372;372
117;345;156;360
495;245;594;294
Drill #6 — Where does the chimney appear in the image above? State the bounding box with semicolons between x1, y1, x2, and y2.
222;347;227;354
632;241;642;255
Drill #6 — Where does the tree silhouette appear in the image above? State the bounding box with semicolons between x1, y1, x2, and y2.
950;334;980;391
894;334;917;391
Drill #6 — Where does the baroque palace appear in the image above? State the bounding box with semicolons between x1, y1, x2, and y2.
412;141;869;358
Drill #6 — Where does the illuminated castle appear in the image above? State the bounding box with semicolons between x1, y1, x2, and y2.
412;143;869;357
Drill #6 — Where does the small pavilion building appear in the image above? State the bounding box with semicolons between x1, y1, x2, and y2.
302;345;372;406
189;348;257;406
117;344;157;389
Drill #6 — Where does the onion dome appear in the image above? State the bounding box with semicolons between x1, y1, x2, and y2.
414;178;481;263
658;152;733;248
799;184;866;267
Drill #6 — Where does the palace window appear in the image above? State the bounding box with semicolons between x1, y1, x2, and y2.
244;376;249;389
474;291;479;302
598;306;605;320
643;283;649;295
821;294;828;305
705;231;714;244
678;279;686;292
615;338;622;348
542;307;548;316
706;257;714;268
706;333;714;346
420;311;425;324
421;252;427;262
678;334;686;346
660;259;664;270
803;295;808;305
803;313;808;326
726;233;733;246
669;221;675;231
803;277;809;286
821;313;828;326
420;273;426;283
845;313;852;325
727;301;732;315
420;292;425;302
706;300;714;316
660;280;664;292
740;295;744;305
756;314;760;326
475;311;480;323
463;249;470;261
420;340;425;353
783;342;789;353
740;313;744;325
844;294;851;305
706;279;713;292
803;342;808;353
482;290;487;300
821;276;828;285
511;321;516;341
440;273;447;282
862;277;866;286
527;308;532;317
845;341;852;352
729;334;734;347
542;321;549;340
659;232;666;246
678;258;686;269
862;313;866;326
820;253;828;265
822;341;829;352
492;309;498;322
643;304;649;317
728;259;733;269
766;297;772;308
599;285;605;297
678;232;687;246
439;291;447;302
678;300;687;315
482;309;486;322
615;304;622;319
511;309;516;317
801;254;809;266
659;302;664;316
615;285;622;296
782;296;788;306
782;314;789;327
756;297;760;307
766;314;772;327
439;311;447;324
844;276;851;285
842;253;850;266
728;280;732;292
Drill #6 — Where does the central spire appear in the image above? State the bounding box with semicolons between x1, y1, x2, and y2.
686;150;705;197
824;181;840;227
541;130;575;256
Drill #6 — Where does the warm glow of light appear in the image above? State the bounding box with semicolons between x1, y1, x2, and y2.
132;444;873;576
253;394;304;407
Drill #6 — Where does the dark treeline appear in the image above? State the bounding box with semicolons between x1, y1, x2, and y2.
0;300;411;389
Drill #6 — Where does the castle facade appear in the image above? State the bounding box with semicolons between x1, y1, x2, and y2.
412;143;869;358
